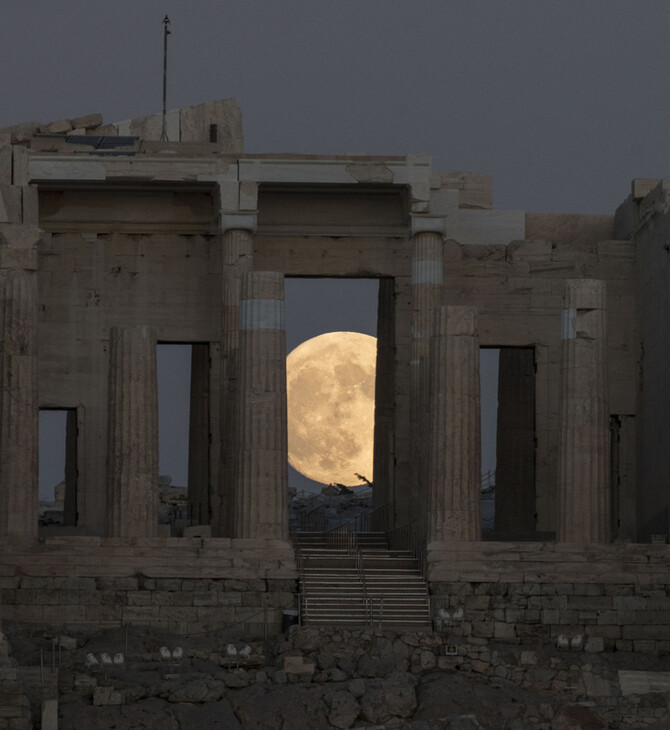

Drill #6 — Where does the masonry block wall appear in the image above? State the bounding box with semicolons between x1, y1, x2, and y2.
0;538;296;636
429;543;670;655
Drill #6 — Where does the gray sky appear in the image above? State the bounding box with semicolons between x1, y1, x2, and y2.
18;1;666;495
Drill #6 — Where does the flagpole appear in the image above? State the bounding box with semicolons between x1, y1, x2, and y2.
161;15;171;141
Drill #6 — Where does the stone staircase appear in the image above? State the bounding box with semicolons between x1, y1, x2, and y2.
294;530;431;630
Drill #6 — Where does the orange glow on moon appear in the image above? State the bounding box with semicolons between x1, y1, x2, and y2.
286;332;377;486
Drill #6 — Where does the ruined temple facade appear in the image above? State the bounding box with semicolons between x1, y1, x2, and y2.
0;100;669;640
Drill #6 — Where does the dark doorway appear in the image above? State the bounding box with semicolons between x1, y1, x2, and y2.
39;408;77;526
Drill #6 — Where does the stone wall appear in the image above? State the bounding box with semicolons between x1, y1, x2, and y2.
0;98;243;150
0;603;32;729
429;542;670;655
0;537;297;636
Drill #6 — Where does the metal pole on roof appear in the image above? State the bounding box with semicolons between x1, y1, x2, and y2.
161;15;171;141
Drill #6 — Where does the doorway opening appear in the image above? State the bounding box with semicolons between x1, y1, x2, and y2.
39;408;77;527
482;346;537;540
285;277;380;532
156;343;210;533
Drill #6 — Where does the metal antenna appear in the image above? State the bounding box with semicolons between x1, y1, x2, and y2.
161;15;171;141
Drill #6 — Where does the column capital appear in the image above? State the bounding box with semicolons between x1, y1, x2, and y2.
410;215;448;238
207;175;258;234
0;223;42;271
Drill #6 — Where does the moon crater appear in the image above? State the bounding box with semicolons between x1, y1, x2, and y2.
286;331;377;486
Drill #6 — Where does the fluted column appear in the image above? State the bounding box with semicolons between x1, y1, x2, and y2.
426;306;481;542
557;279;609;542
410;231;443;532
233;271;287;539
188;343;210;525
106;326;159;538
0;231;39;539
217;228;253;536
494;348;536;535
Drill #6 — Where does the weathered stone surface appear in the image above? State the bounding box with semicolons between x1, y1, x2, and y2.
232;271;288;539
179;99;243;150
557;279;609;542
0;233;39;540
0;186;21;223
426;306;481;541
326;690;360;728
217;227;254;537
71;113;103;130
410;230;443;529
41;119;73;135
358;654;407;678
551;704;606;730
106;326;159;538
360;673;417;723
0;121;40;143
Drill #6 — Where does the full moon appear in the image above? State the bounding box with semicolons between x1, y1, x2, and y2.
286;332;377;486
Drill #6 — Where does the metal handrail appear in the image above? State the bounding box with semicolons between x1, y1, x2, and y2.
386;521;428;579
325;522;357;552
358;503;388;532
355;548;372;628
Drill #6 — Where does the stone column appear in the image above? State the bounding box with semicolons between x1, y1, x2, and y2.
372;277;395;529
0;226;40;540
426;306;481;542
106;326;159;538
188;343;210;525
233;271;288;539
216;228;253;537
410;231;443;532
557;279;610;543
494;348;536;536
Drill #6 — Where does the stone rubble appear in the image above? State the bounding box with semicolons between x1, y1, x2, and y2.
3;623;670;728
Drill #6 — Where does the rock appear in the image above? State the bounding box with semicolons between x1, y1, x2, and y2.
376;637;393;655
337;658;356;675
470;659;490;673
447;717;484;730
93;686;122;706
551;704;606;730
585;637;605;653
317;650;337;670
582;672;613;698
230;684;330;730
520;650;538;665
292;627;322;652
42;119;73;134
420;650;436;670
59;697;180;730
327;668;348;682
164;679;207;702
166;678;224;702
360;674;417;724
392;639;410;658
0;121;40;143
223;670;250;688
71;113;103;130
358;654;407;678
348;677;366;698
326;690;360;728
284;655;315;680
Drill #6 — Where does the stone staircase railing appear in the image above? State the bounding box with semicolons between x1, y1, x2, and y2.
293;530;431;630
